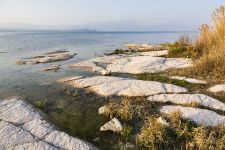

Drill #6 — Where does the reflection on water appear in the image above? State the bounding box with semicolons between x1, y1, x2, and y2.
0;31;196;148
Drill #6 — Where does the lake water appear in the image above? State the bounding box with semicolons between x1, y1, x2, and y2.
0;31;196;149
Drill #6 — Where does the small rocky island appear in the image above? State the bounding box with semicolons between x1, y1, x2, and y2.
16;49;76;65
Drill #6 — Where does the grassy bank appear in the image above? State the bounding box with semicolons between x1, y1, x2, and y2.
167;6;225;81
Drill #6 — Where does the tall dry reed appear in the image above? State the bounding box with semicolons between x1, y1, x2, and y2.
192;5;225;79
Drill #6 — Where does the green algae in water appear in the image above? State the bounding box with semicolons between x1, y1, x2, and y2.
2;81;129;149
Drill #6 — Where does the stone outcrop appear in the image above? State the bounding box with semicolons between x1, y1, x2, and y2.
98;106;108;115
160;105;225;126
125;43;165;51
208;84;225;93
70;53;192;74
42;64;60;72
148;94;225;111
16;50;76;65
100;118;123;132
58;76;84;83
170;76;207;84
0;97;96;150
71;76;188;96
138;50;168;56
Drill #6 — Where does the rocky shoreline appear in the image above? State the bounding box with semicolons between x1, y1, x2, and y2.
2;45;225;149
0;97;96;150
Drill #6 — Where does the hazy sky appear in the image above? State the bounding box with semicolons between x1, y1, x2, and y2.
0;0;224;31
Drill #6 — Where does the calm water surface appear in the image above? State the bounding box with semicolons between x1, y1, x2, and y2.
0;31;195;149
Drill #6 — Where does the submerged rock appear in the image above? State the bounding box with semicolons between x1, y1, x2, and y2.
16;49;76;65
42;65;60;72
148;94;225;111
170;76;207;84
71;76;188;96
208;84;225;93
0;97;96;150
160;105;225;126
100;118;123;132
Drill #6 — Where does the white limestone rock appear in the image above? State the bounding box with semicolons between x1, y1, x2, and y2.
100;69;111;76
16;50;76;65
72;76;188;96
44;131;94;150
148;94;225;111
139;50;168;56
58;76;84;83
0;98;97;150
0;121;34;149
42;66;60;72
106;56;192;74
125;43;165;51
208;84;225;93
0;98;41;124
157;117;169;126
22;118;54;139
70;60;107;73
70;54;192;74
170;76;207;84
11;141;57;150
160;106;225;126
98;106;108;115
100;118;123;132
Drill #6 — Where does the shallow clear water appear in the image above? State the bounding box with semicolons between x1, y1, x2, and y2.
0;31;196;148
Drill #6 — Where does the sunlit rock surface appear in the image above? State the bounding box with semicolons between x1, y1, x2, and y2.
100;118;123;132
0;97;96;150
16;50;76;65
170;76;207;84
125;43;165;51
138;50;168;56
106;56;192;74
148;94;225;111
208;84;225;93
70;53;192;74
71;76;188;96
160;105;225;126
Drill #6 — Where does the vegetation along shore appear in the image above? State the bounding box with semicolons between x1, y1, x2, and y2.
1;5;225;150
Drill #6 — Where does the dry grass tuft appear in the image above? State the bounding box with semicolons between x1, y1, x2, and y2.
103;97;133;121
137;111;225;149
190;125;225;150
137;117;168;149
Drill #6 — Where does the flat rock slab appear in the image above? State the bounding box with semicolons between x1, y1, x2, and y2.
42;66;60;72
100;118;123;132
208;84;225;93
138;50;168;56
160;105;225;126
0;97;96;150
170;76;207;84
106;56;192;74
70;54;192;74
16;50;76;65
58;76;84;83
71;76;188;96
148;94;225;111
125;43;165;51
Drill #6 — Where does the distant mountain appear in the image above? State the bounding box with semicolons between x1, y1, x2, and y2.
0;23;97;32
